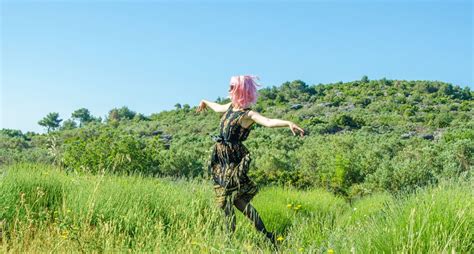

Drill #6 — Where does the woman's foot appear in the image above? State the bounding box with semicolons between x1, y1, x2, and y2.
265;231;277;246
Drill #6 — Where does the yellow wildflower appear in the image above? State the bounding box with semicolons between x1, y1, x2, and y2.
61;231;69;239
277;236;284;241
328;248;335;254
298;247;304;252
297;204;302;208
287;204;292;208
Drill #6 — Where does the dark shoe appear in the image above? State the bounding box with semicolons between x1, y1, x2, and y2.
266;231;277;246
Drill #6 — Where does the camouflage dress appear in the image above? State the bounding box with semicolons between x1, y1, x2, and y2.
209;104;259;208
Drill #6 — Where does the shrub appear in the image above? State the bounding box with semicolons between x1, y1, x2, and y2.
62;126;161;175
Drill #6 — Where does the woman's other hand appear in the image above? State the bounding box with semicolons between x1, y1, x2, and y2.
248;110;305;137
196;100;207;113
289;122;305;137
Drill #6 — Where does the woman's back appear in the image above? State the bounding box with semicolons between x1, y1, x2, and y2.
197;75;303;245
217;104;253;144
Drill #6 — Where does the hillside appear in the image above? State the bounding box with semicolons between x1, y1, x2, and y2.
1;78;473;198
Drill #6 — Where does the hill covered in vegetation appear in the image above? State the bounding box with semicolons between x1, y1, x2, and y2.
1;77;473;198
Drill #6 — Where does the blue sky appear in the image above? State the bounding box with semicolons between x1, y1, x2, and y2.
1;0;472;133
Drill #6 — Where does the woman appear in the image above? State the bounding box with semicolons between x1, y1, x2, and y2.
196;75;304;244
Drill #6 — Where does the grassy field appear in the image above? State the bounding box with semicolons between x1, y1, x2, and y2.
0;164;472;253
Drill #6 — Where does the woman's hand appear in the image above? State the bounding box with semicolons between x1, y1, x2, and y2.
248;111;305;136
289;122;305;137
196;100;207;113
197;100;230;113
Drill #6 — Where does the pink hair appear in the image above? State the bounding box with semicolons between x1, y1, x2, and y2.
229;75;260;109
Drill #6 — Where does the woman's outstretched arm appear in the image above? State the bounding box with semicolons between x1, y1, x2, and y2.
247;111;305;136
196;100;231;113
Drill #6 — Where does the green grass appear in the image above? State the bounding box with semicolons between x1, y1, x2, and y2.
1;163;472;253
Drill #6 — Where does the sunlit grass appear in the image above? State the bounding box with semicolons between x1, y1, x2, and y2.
0;163;472;253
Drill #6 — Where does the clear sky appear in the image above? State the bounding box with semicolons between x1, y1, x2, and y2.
1;0;472;133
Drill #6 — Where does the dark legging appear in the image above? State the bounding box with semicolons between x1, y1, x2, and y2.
222;197;275;243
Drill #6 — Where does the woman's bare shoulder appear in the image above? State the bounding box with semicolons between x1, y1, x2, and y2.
218;102;232;113
246;110;262;118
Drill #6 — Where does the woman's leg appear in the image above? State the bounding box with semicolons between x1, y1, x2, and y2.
223;197;236;233
233;197;276;244
233;198;266;233
215;185;237;234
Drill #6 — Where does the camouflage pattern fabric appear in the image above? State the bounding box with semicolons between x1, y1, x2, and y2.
208;104;259;208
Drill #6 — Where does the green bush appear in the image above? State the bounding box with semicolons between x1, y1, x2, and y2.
62;126;161;175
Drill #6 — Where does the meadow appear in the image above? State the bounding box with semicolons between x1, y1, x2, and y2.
1;79;473;252
1;163;472;253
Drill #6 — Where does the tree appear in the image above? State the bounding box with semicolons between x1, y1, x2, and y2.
108;109;120;122
174;103;182;110
107;106;136;122
61;119;77;130
182;104;191;112
92;116;102;124
118;106;136;120
133;113;150;122
361;75;369;83
38;112;62;132
0;129;24;138
71;108;93;127
279;80;312;100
